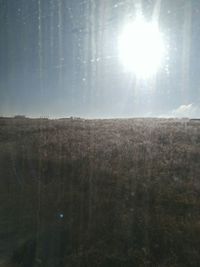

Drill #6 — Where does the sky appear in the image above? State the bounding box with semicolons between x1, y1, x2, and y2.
0;0;200;118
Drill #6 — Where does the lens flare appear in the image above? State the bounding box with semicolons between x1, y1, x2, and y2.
118;17;165;78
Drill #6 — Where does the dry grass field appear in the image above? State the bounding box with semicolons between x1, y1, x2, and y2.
0;117;200;267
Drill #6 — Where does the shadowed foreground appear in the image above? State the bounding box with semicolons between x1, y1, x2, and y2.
0;117;200;267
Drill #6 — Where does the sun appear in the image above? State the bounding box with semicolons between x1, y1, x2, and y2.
118;17;165;78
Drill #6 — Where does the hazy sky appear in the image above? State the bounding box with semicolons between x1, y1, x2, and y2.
0;0;200;118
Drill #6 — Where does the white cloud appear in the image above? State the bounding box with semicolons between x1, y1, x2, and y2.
171;103;200;118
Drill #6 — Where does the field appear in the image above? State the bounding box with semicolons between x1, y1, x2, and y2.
0;117;200;267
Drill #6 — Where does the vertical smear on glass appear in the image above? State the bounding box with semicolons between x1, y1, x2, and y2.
82;1;89;106
152;0;162;23
38;0;43;92
134;0;143;17
87;0;96;110
50;0;55;69
181;1;191;103
57;0;63;89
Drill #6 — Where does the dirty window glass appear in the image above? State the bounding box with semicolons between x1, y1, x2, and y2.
0;1;200;266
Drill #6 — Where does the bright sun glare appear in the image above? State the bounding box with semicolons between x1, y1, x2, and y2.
118;17;165;78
